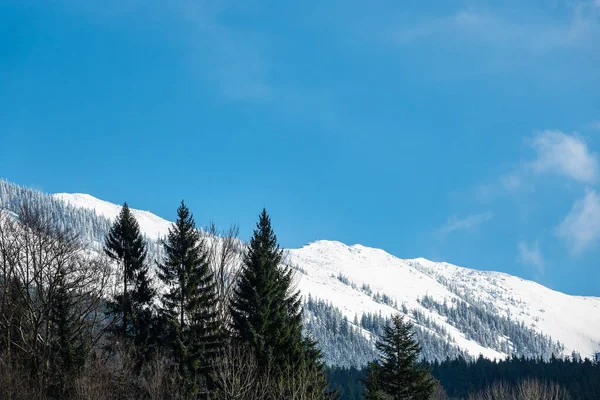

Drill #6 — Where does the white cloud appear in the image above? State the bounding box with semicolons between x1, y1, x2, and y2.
530;130;598;184
518;241;544;272
438;212;493;236
556;190;600;254
391;3;600;54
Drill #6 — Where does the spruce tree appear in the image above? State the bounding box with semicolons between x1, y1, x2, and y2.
104;203;155;357
363;361;386;400
229;209;335;398
229;208;304;369
365;313;434;400
304;335;340;399
47;269;88;398
157;201;221;397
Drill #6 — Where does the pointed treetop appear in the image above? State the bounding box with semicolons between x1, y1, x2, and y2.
177;200;192;221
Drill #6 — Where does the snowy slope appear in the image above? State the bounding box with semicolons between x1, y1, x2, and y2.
408;259;600;360
288;240;506;360
53;193;172;240
51;192;600;360
288;241;600;359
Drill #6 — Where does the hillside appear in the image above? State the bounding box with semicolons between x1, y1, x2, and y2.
1;179;599;367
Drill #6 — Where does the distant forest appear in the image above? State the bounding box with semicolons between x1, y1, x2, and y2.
329;355;600;399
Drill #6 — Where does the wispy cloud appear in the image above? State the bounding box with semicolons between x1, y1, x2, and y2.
437;212;493;237
529;130;598;184
58;0;346;131
586;121;600;131
165;1;274;102
396;9;588;52
393;2;600;53
500;173;527;193
471;130;598;201
369;1;600;78
556;190;600;254
518;241;544;272
61;0;273;102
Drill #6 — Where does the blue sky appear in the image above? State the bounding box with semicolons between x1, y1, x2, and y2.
1;0;599;295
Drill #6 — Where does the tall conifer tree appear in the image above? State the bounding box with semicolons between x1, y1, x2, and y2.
157;201;221;397
104;203;155;354
365;313;434;400
47;269;88;398
230;208;304;369
362;362;386;400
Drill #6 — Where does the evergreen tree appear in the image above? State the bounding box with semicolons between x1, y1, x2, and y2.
157;201;221;398
230;209;335;398
366;314;434;400
229;209;305;368
47;268;88;398
104;202;155;356
304;335;341;399
363;362;386;400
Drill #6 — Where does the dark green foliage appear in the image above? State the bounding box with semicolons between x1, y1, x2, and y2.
429;354;600;400
230;209;334;398
363;362;386;400
157;201;221;397
303;334;341;399
332;356;600;400
46;269;88;398
365;314;434;400
104;202;155;357
327;366;365;400
230;208;304;369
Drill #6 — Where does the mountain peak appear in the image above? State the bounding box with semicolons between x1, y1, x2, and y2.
53;192;172;240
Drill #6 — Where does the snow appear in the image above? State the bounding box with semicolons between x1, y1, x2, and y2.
412;260;600;359
288;241;506;360
53;194;600;360
0;209;19;220
53;193;172;240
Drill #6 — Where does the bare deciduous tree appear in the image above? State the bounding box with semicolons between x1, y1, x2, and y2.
517;378;571;400
269;361;335;400
137;349;180;400
211;340;338;400
204;222;243;326
0;206;112;397
468;378;571;400
211;341;271;400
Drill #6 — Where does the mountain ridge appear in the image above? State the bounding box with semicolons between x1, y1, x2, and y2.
1;181;598;366
52;191;600;360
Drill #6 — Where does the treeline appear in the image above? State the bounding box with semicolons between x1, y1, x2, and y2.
0;179;163;255
330;251;563;362
329;354;600;399
431;354;600;399
418;295;563;359
0;202;332;399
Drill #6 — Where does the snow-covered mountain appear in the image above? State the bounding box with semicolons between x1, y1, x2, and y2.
2;180;599;367
53;193;172;240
